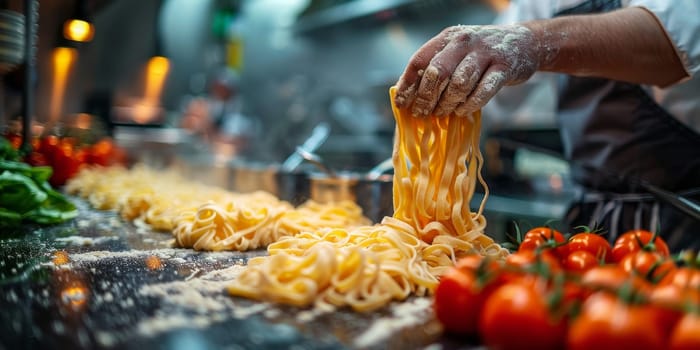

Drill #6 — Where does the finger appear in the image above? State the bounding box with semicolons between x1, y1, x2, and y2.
434;52;486;116
395;29;454;109
454;65;507;117
410;37;474;117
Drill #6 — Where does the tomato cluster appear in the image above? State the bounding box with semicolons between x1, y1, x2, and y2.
4;133;127;186
434;227;700;350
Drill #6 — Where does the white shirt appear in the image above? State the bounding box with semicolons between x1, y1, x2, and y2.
484;0;700;133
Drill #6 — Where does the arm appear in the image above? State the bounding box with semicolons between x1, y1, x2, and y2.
394;7;688;117
528;7;686;86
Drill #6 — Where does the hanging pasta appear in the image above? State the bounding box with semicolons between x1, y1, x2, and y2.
226;87;507;311
67;85;508;311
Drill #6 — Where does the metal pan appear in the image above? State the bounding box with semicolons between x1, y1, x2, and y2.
309;158;394;223
229;160;311;206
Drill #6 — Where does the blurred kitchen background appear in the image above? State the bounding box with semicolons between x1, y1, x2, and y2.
0;0;577;239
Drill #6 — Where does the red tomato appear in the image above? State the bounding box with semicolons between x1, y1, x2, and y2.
38;135;61;164
505;249;562;277
4;132;21;149
567;292;665;350
434;267;490;336
517;226;567;259
620;250;677;283
563;250;600;274
479;280;567;350
660;267;700;290
649;284;699;338
580;265;652;298
86;138;118;166
567;232;612;262
669;313;700;350
23;151;48;167
611;229;670;263
48;138;86;186
454;254;501;274
561;281;588;315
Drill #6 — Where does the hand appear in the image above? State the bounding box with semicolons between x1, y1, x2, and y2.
394;24;542;117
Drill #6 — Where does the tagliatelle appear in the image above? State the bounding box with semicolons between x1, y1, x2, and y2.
172;196;369;252
66;166;370;251
228;217;438;312
66;165;238;231
68;86;507;311
226;87;507;311
172;193;291;251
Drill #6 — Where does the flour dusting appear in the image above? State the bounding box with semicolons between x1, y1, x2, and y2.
353;297;433;348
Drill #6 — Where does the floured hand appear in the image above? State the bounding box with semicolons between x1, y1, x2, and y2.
394;24;543;117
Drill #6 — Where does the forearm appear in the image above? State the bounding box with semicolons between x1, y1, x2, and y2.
525;7;687;87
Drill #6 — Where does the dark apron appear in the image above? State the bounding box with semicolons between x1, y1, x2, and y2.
555;1;700;251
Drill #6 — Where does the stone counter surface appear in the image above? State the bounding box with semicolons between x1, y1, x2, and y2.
0;198;481;350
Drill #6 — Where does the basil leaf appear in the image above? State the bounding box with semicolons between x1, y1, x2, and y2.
22;183;78;223
44;185;78;213
0;171;48;213
0;138;77;226
0;207;22;226
0;160;52;183
23;206;78;224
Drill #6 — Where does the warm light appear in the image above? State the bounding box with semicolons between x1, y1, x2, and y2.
50;47;77;123
144;56;170;102
144;255;163;271
63;19;95;42
52;250;70;265
61;285;88;309
130;99;161;124
130;56;170;124
147;56;170;77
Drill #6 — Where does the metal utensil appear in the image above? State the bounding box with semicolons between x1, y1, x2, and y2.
281;122;331;172
491;137;700;222
638;181;700;222
366;157;393;181
295;146;336;177
576;162;700;223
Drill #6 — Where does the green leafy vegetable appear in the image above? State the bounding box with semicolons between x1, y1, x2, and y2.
0;207;22;226
0;171;48;213
0;136;77;227
0;160;52;183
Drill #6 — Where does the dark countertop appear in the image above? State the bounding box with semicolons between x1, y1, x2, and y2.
0;198;482;350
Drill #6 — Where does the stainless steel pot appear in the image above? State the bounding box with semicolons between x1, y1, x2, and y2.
274;168;311;206
229;161;311;206
309;165;394;224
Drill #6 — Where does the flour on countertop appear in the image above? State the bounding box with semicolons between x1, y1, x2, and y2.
50;248;238;264
353;297;433;348
134;263;279;336
139;265;245;313
54;236;119;246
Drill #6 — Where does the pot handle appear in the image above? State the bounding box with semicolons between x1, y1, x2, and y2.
367;158;393;181
281;122;331;172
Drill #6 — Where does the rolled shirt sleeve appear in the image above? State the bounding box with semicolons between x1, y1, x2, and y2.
495;0;556;24
628;0;700;77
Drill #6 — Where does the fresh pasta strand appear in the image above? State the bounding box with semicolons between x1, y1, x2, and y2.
67;165;371;251
67;84;509;311
227;216;438;312
226;87;508;311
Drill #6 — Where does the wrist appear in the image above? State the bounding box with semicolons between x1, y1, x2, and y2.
522;20;561;72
